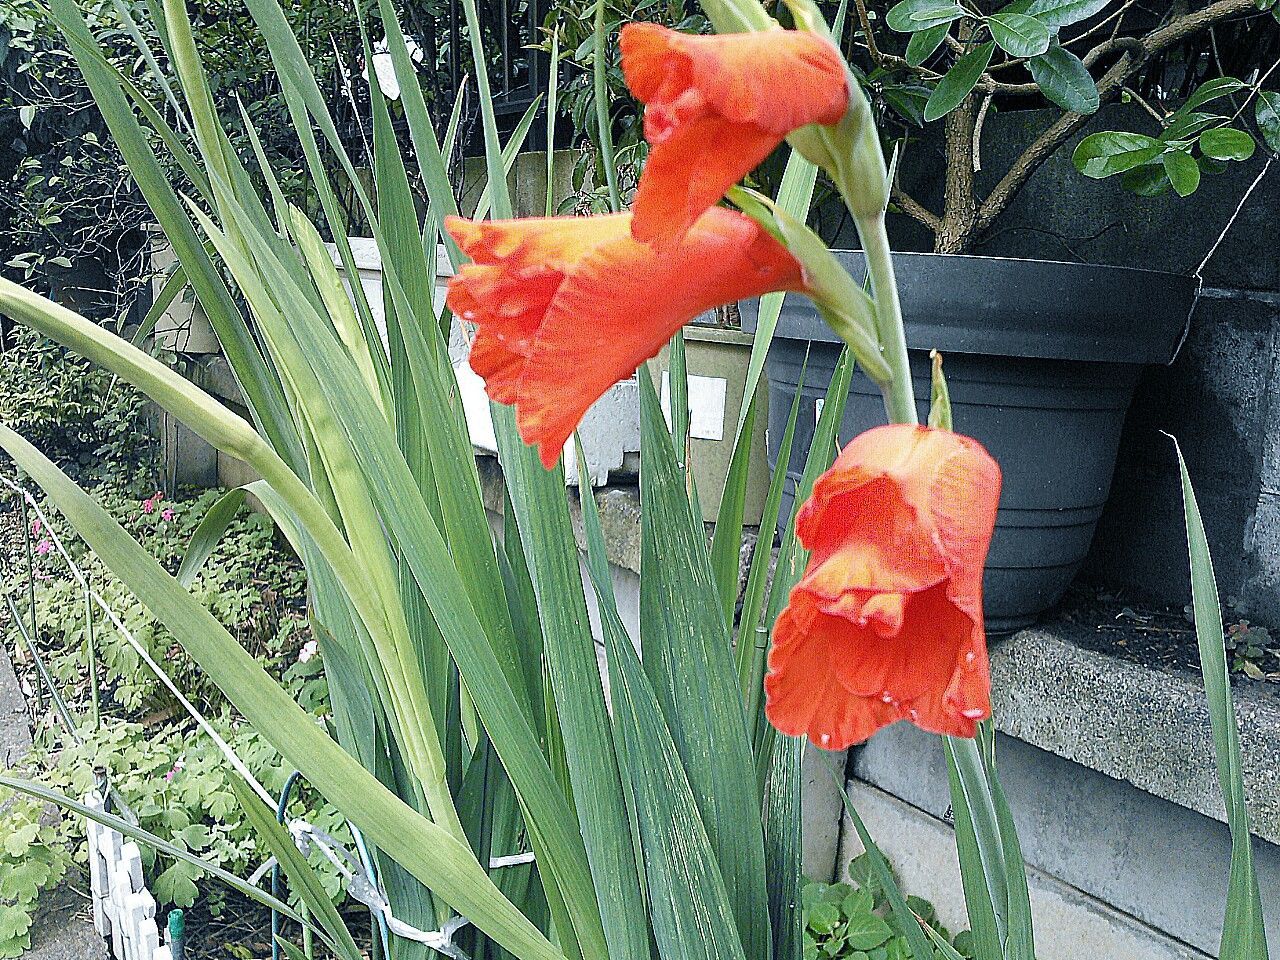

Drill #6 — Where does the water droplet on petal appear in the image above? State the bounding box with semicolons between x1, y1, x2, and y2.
819;733;832;747
964;651;976;664
961;707;986;719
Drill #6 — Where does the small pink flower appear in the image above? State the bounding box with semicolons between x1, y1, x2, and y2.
164;758;185;782
142;498;156;514
298;639;319;664
161;508;175;522
35;539;52;555
30;518;42;536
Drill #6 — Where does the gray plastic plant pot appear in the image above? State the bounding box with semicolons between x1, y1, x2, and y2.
743;251;1199;634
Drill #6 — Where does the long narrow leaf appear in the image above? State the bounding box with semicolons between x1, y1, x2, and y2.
186;195;607;959
754;348;854;768
493;406;650;960
374;0;461;262
177;487;247;587
1173;438;1269;960
546;31;561;217
738;358;805;719
473;97;543;221
46;0;301;467
738;151;818;437
708;385;758;628
762;733;805;960
229;778;364;960
942;737;1004;960
607;606;750;960
833;778;935;960
592;0;621;211
638;366;771;959
985;731;1035;960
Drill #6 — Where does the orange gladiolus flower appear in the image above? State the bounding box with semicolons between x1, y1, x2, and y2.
620;23;848;249
765;424;1002;748
445;207;807;468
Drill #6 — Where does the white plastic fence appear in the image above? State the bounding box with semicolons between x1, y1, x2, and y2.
84;790;174;960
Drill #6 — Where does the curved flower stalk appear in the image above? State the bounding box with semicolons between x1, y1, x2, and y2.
447;9;1001;751
765;425;1001;748
445;207;808;467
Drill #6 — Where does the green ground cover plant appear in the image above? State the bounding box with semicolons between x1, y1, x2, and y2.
0;466;342;955
803;856;973;960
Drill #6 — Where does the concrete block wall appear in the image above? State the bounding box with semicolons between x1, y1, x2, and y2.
839;781;1209;960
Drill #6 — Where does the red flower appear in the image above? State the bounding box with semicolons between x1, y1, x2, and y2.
445;207;806;468
621;23;848;249
765;424;1001;748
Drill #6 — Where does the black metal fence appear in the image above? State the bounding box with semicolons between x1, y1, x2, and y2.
403;0;554;151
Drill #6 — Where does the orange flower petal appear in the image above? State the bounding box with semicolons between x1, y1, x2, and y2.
630;115;779;252
765;597;899;750
622;24;848;134
765;424;1001;748
447;213;626;270
915;430;1003;623
621;23;848;248
445;208;806;468
766;584;989;748
795;475;948;604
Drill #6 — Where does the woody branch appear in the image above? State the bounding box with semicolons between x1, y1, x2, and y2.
884;0;1262;251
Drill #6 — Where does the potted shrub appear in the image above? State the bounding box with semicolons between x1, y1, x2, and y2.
749;0;1278;631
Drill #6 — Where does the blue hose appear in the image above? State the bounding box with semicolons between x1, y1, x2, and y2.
270;770;303;960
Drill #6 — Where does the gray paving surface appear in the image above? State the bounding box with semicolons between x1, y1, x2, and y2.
1;638;32;768
1;640;106;959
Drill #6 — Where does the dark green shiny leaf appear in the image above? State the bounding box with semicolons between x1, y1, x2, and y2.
987;13;1050;57
1073;131;1162;177
1030;45;1099;114
923;42;995;122
1199;126;1256;161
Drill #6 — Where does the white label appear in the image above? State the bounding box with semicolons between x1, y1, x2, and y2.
660;371;728;441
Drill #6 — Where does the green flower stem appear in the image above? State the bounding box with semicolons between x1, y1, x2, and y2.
855;212;918;426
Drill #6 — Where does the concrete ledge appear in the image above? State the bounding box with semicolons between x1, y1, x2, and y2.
838;780;1209;960
990;625;1280;845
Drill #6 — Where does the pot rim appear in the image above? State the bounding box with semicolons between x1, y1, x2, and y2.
831;248;1199;283
744;250;1201;365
